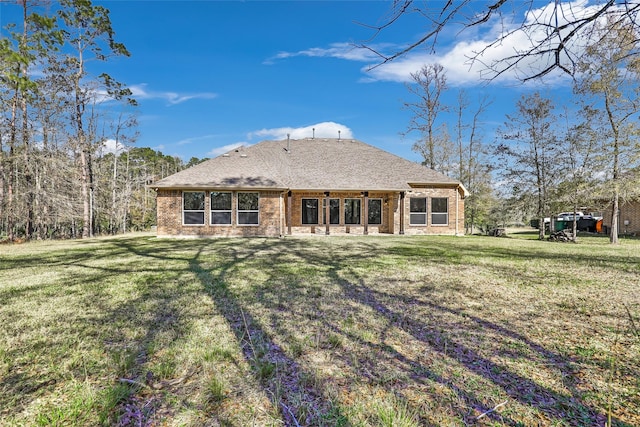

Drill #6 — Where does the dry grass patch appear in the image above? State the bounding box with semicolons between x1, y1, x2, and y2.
0;233;638;426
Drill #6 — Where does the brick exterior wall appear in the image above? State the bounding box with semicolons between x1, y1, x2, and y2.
286;191;393;235
156;189;282;237
399;188;465;236
602;200;640;235
156;187;465;237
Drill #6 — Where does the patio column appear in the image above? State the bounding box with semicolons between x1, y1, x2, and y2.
325;192;330;235
399;192;405;235
456;187;459;236
287;191;292;235
363;191;369;235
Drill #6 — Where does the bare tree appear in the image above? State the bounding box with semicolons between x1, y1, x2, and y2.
574;19;640;243
0;1;206;240
455;91;494;234
56;0;131;238
404;63;453;173
0;1;62;240
361;1;640;82
98;112;138;234
496;92;560;240
552;104;602;241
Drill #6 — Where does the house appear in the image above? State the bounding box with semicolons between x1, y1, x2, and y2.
602;200;640;235
150;138;468;237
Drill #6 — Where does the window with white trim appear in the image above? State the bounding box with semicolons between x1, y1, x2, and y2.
409;197;427;225
210;192;232;225
431;197;449;225
322;198;340;225
302;198;319;224
183;191;205;225
368;199;382;225
237;192;259;225
344;198;361;224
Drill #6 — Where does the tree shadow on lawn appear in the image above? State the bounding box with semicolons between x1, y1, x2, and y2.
188;240;350;426
342;278;610;425
386;238;640;273
0;237;215;422
103;237;349;425
7;235;631;425
254;238;631;426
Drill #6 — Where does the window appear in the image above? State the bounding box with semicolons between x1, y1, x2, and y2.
183;191;205;225
410;197;427;225
237;192;259;225
323;198;340;224
211;192;232;225
344;198;361;224
302;198;319;224
431;197;449;225
368;199;382;225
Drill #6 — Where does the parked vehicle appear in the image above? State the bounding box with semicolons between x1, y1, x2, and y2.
532;211;603;233
556;211;585;221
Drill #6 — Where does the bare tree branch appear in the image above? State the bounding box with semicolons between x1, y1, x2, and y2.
361;0;640;82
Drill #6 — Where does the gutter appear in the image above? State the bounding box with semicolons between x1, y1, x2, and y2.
150;185;289;192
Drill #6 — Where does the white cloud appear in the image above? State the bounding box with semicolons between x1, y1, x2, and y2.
264;42;384;64
101;138;128;155
248;122;354;140
271;1;623;86
207;142;246;157
130;84;217;105
177;134;219;146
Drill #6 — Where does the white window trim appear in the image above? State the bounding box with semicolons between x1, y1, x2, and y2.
409;197;427;226
237;192;260;226
344;198;362;225
431;197;449;226
368;198;383;225
182;191;206;226
302;198;320;225
322;198;341;225
210;191;233;226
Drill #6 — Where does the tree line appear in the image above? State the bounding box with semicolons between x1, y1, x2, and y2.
405;18;640;243
0;0;207;241
4;1;640;242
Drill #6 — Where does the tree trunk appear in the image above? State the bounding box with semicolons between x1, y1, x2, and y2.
80;148;90;238
22;96;34;239
7;87;19;241
110;148;118;234
572;207;578;243
538;216;545;240
610;193;619;244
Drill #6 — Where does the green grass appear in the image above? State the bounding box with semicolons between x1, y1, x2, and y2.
0;232;638;426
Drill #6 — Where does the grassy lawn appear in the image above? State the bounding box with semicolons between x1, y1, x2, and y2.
0;232;638;426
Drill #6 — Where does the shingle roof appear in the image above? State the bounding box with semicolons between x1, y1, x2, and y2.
151;138;465;193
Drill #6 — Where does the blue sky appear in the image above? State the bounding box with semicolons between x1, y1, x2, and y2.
2;0;584;163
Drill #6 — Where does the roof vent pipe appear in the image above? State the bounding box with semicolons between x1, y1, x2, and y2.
338;130;341;140
287;133;290;153
312;128;315;139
